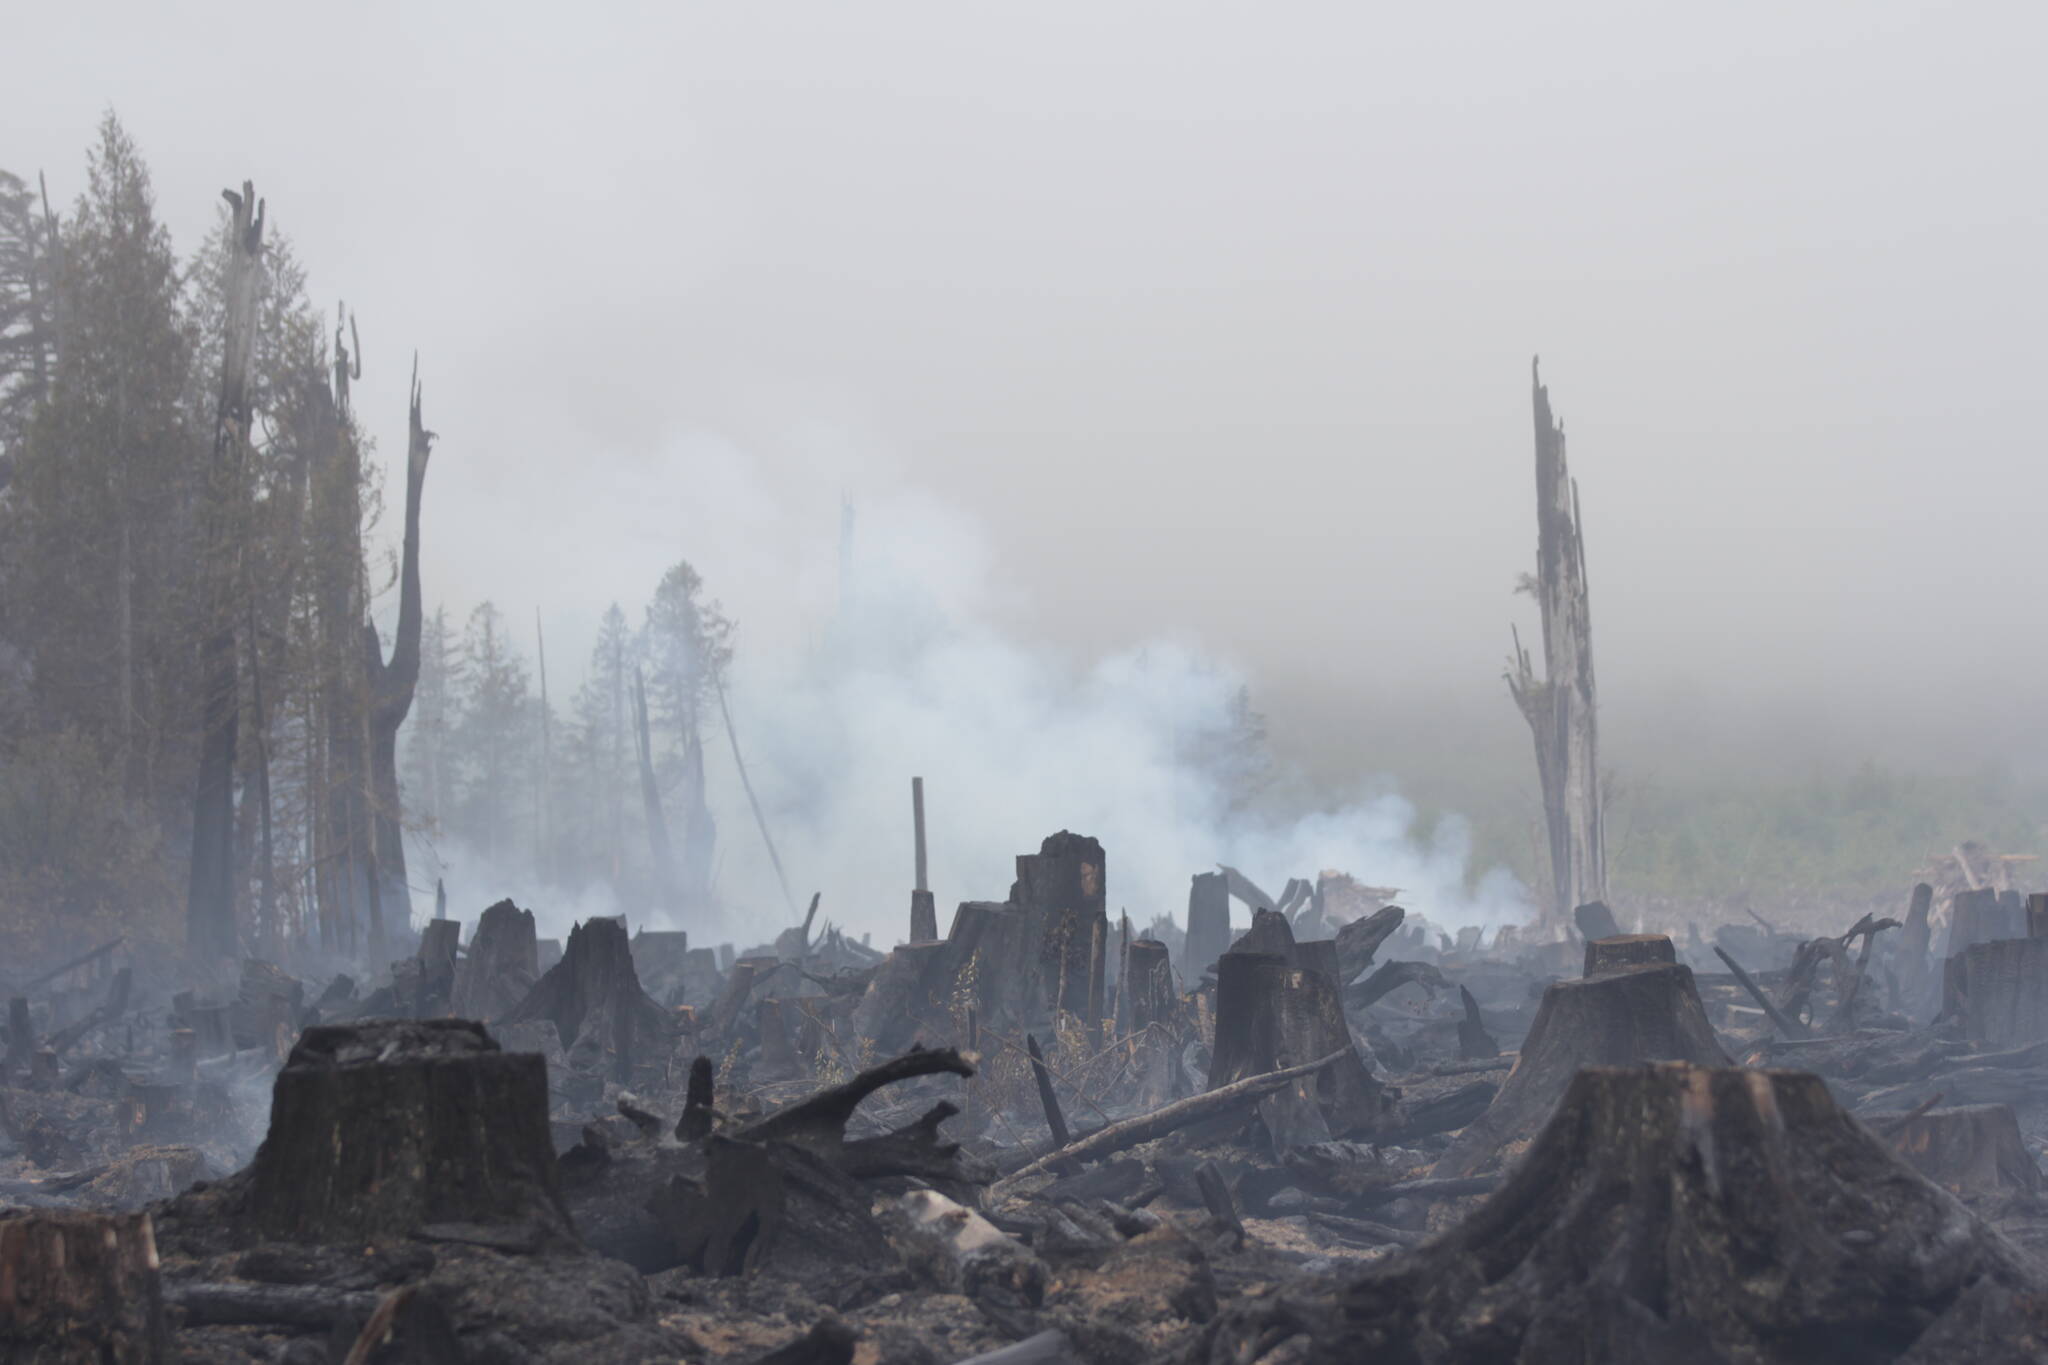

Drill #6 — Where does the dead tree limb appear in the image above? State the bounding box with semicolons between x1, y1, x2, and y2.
1713;946;1810;1038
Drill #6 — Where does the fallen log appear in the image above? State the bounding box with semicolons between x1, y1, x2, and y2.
167;1281;382;1328
990;1049;1351;1195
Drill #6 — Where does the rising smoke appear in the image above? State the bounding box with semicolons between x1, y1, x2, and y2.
407;431;1533;948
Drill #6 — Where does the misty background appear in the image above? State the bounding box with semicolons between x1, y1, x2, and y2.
8;2;2045;943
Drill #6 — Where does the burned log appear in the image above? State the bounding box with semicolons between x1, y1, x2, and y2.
451;899;539;1021
0;1210;166;1363
1433;962;1728;1177
991;1050;1353;1195
1332;903;1403;987
246;1018;574;1246
1200;1063;2048;1364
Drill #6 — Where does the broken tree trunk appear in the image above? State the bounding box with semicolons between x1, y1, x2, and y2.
1121;939;1176;1033
1184;872;1232;980
1506;359;1605;928
246;1018;574;1246
1333;904;1403;987
0;1210;166;1364
1572;901;1621;941
1433;962;1729;1178
1456;985;1499;1060
910;776;938;943
186;182;265;964
1197;1063;2048;1364
360;363;435;932
452;899;539;1022
1010;832;1108;1023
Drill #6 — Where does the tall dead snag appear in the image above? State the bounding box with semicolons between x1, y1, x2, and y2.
360;361;435;935
0;1211;166;1363
1506;359;1605;927
186;183;264;963
247;1019;575;1247
909;776;937;942
1434;961;1728;1178
1198;1064;2048;1364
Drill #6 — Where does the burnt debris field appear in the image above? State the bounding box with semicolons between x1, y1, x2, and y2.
8;11;2048;1361
11;847;2048;1363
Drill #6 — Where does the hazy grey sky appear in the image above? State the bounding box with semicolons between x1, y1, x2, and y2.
13;1;2048;790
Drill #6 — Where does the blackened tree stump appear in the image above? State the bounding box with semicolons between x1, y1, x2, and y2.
1583;933;1676;976
1945;938;2048;1046
0;1210;166;1363
451;899;539;1022
499;915;673;1081
1010;832;1107;1021
1211;952;1387;1141
1200;1064;2048;1365
1433;962;1728;1178
247;1019;574;1246
1121;939;1177;1034
1873;1103;2044;1204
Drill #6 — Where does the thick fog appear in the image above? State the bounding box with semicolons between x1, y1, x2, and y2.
9;2;2046;937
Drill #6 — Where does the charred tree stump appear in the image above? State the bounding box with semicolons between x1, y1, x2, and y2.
1584;933;1675;976
1898;882;1936;1013
1200;1063;2048;1365
247;1018;574;1246
1572;901;1621;941
850;942;949;1054
7;996;31;1079
452;899;539;1022
1233;908;1297;961
1946;887;2024;957
1185;872;1232;980
0;1210;166;1363
1211;952;1387;1142
500;916;673;1082
1011;832;1108;1022
1122;939;1176;1033
1433;962;1728;1178
1870;1103;2044;1205
1944;937;2048;1046
757;999;804;1083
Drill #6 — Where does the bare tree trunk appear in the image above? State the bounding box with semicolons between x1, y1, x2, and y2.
186;183;264;964
1506;358;1605;926
363;361;434;934
535;609;552;885
633;665;676;913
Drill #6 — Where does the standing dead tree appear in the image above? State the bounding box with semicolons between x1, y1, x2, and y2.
1507;357;1605;927
360;360;435;939
187;183;265;963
